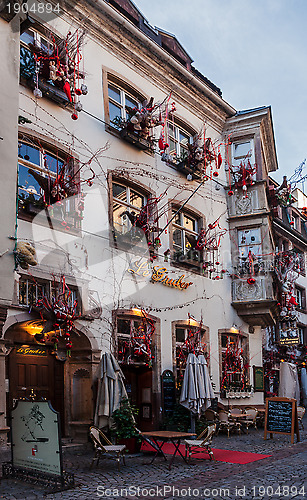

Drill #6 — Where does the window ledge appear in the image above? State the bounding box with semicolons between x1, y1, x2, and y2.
20;76;73;109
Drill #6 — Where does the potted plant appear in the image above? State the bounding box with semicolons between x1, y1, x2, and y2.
111;398;140;453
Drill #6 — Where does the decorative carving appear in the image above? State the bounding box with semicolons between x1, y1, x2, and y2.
234;279;263;301
235;192;252;215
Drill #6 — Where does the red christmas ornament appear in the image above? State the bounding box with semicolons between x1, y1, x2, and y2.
75;88;82;95
71;113;78;120
217;153;222;168
228;190;234;196
247;277;256;284
213;171;219;177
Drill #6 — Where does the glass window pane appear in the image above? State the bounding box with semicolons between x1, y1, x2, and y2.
125;95;139;110
173;228;182;249
234;142;251;158
20;30;34;45
176;328;185;343
44;153;64;174
184;215;196;232
18;143;40;165
109;102;122;124
172;211;181;225
113;203;129;234
39;36;53;55
117;319;131;335
179;130;190;145
168;138;176;155
113;183;127;201
108;84;121;103
18;164;42;199
19;281;27;305
130;190;144;209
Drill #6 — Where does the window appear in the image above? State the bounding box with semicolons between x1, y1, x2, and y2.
175;324;208;385
295;286;306;310
19;277;79;310
18;139;79;227
232;140;254;167
292;213;301;232
108;82;141;127
116;314;155;365
220;333;250;393
167;122;193;159
172;208;202;265
112;181;146;236
20;28;53;54
297;325;305;344
238;227;261;263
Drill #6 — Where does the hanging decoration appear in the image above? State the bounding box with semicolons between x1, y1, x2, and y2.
113;97;163;150
32;276;79;357
268;176;292;208
220;336;251;396
274;250;300;322
184;214;227;279
118;310;155;367
228;157;257;197
22;29;88;115
14;241;38;270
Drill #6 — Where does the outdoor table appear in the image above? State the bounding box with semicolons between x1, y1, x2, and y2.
229;413;248;433
141;431;196;469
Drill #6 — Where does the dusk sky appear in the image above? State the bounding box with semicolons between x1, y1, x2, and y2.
138;0;307;187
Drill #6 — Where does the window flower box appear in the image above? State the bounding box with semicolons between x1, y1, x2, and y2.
120;128;154;152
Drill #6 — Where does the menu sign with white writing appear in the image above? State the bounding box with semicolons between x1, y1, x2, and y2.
264;397;299;444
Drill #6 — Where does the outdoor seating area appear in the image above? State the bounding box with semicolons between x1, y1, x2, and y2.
89;425;126;471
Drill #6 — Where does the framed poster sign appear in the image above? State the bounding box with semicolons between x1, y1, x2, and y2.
264;397;299;444
11;400;62;476
161;370;176;415
253;366;264;392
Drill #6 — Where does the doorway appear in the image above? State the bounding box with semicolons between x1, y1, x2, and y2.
122;365;153;431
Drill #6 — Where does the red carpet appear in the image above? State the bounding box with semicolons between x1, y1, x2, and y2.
141;441;271;464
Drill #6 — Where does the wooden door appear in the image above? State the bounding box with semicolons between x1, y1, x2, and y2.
122;365;153;430
8;345;64;433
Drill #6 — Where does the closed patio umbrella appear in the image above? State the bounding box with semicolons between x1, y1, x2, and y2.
278;361;300;401
94;352;128;428
180;353;214;431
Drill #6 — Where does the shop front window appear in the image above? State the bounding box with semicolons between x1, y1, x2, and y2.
175;324;208;388
116;313;155;366
220;333;250;395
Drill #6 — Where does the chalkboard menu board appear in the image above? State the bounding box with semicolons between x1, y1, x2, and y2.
161;370;176;414
264;397;299;444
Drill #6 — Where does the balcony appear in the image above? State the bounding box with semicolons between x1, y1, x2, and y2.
232;276;277;326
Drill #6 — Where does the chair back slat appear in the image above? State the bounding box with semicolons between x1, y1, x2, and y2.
89;426;108;452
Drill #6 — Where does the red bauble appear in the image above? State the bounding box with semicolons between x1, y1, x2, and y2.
75;88;82;95
228;190;234;196
71;113;78;120
213;171;219;177
247;277;256;284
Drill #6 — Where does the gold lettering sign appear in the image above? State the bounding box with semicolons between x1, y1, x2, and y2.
127;259;193;290
15;346;48;356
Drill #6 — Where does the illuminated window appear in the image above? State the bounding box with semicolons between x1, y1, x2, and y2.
112;181;146;235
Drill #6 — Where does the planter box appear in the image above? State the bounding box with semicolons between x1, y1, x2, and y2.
120;129;153;152
176;160;203;180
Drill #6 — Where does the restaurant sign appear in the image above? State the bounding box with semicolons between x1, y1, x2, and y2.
279;325;300;346
15;346;48;356
128;259;193;290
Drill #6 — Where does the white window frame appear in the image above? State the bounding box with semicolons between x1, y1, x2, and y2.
20;28;53;53
112;181;147;235
167;121;194;158
172;209;199;255
237;227;262;261
108;82;142;125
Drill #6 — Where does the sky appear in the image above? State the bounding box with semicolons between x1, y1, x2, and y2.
137;0;307;185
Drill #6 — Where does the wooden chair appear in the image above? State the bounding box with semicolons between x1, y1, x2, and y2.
204;409;219;430
218;411;241;437
184;424;216;463
242;408;258;434
89;426;126;470
297;406;305;430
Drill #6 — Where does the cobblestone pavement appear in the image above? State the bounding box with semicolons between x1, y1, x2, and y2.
1;417;307;500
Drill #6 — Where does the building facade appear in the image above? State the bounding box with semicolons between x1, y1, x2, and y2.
0;0;284;441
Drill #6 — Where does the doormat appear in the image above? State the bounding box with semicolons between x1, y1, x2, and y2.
141;441;271;464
